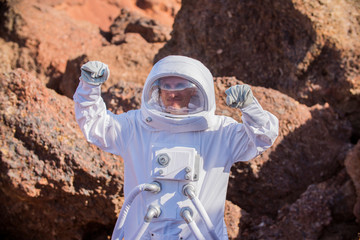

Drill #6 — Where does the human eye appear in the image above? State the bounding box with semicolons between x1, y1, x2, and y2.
162;84;172;90
175;83;187;90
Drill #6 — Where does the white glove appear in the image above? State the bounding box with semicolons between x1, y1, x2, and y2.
225;84;254;109
80;61;110;85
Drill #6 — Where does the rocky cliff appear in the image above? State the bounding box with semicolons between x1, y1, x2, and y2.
0;0;359;239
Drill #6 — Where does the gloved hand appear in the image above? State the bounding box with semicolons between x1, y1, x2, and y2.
80;61;110;85
225;84;254;109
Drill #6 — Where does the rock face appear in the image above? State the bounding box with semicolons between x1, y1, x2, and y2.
345;141;360;222
0;0;174;97
109;8;171;44
1;0;360;239
213;77;359;239
0;0;104;85
214;77;352;217
0;70;124;239
237;170;357;240
58;33;165;99
156;0;360;141
53;0;181;30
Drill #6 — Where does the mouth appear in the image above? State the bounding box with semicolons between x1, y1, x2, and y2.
167;97;183;102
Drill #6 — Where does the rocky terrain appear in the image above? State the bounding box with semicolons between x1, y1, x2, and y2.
0;0;359;239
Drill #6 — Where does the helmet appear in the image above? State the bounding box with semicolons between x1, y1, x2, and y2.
140;55;216;133
145;76;206;116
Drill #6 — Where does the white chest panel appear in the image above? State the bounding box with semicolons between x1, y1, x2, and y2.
151;147;200;182
144;144;203;221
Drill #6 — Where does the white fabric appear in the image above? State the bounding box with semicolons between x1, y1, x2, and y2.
73;55;279;240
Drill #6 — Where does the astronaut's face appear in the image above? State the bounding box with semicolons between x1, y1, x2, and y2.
145;76;205;116
159;77;196;114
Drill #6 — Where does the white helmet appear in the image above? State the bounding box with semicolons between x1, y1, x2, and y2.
140;55;216;133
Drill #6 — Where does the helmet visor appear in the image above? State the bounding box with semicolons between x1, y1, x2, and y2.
145;76;206;116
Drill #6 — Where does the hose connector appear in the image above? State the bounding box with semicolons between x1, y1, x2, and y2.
144;181;161;193
144;205;161;223
182;184;196;199
180;207;194;224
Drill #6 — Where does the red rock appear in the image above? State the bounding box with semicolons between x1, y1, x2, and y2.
59;33;164;98
224;200;243;239
52;0;180;30
345;141;360;222
156;0;360;140
1;0;173;98
102;80;143;114
110;8;171;44
238;170;357;240
0;69;124;239
214;77;352;217
1;0;104;85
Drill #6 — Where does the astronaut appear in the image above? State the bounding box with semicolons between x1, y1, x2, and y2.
73;55;279;240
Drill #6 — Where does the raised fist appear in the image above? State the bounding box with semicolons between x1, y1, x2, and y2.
225;84;254;109
80;61;110;85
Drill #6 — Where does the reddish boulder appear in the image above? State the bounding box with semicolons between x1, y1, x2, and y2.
0;69;124;239
0;0;174;99
102;80;143;114
345;141;360;222
156;0;360;139
134;0;181;27
59;33;164;99
0;38;20;73
237;170;357;240
52;0;180;30
109;8;171;44
214;77;352;216
0;0;104;86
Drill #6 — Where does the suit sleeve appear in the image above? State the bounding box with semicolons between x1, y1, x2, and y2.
73;79;131;156
229;97;279;164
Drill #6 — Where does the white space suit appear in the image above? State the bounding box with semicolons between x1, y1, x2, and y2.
73;55;279;239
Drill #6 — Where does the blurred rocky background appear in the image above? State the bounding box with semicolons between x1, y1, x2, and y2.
0;0;359;239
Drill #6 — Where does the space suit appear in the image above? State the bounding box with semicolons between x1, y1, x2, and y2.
73;55;279;239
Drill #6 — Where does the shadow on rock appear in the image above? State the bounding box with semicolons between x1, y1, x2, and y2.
228;105;352;216
155;0;360;142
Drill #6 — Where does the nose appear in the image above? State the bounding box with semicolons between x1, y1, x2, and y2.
168;92;178;98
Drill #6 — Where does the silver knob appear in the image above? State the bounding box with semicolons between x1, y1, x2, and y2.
157;153;170;166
